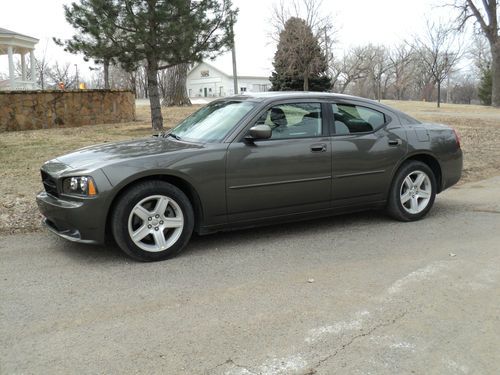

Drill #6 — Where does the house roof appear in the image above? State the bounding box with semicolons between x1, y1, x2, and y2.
188;61;269;80
0;27;38;41
0;28;39;54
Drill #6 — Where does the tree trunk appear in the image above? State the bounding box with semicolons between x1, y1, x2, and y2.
162;63;192;107
491;41;500;107
437;80;441;108
103;59;110;90
303;74;309;91
129;72;137;98
146;59;164;132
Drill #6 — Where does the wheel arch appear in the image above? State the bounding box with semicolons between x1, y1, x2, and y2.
105;173;204;240
390;152;443;195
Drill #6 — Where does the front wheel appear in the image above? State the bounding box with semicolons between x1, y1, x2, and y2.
111;181;194;261
387;161;436;221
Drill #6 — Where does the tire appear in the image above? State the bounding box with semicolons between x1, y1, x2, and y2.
111;180;194;261
386;161;437;222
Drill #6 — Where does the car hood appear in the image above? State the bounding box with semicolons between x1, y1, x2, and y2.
53;137;202;171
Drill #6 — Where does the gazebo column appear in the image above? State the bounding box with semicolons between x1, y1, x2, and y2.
8;46;15;89
21;53;27;81
30;50;36;87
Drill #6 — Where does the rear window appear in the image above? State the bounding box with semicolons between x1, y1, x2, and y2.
331;103;386;135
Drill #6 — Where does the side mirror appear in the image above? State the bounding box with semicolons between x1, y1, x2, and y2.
245;124;272;141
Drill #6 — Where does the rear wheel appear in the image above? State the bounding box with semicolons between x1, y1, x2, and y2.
111;181;194;261
387;161;436;221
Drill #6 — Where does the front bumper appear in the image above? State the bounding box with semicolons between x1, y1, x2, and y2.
36;191;107;244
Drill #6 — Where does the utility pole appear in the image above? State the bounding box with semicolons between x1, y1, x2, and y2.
75;64;79;89
231;14;238;95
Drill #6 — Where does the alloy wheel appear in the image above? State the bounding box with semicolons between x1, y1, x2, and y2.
399;170;432;215
127;195;184;252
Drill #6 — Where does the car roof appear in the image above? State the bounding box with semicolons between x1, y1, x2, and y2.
222;91;397;112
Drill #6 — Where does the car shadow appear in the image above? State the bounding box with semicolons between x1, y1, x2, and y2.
50;209;387;264
51;236;128;264
180;209;391;258
54;200;460;264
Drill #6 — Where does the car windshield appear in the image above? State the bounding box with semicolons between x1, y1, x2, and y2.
169;100;256;143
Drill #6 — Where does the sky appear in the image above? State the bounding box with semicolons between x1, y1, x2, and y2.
0;0;458;79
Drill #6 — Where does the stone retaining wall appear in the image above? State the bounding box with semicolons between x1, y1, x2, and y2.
0;90;135;132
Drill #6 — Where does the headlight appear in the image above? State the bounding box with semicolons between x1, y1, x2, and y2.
62;176;97;196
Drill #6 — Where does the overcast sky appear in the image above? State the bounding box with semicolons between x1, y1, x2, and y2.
0;0;458;78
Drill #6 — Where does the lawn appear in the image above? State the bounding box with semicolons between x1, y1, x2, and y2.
0;100;499;235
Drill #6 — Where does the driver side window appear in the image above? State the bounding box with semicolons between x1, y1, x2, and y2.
255;102;322;139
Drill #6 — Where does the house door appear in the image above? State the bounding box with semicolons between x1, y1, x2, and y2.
204;88;208;97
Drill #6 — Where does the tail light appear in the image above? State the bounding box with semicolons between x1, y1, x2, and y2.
452;128;461;149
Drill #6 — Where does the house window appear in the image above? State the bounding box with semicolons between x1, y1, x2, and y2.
201;70;209;77
240;87;247;93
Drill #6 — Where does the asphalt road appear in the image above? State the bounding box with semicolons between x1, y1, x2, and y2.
1;177;499;375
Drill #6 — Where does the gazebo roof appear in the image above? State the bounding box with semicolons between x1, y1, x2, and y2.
0;27;38;55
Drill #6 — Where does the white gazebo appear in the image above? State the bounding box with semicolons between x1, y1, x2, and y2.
0;27;38;90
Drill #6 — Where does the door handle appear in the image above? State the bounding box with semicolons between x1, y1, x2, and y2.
311;144;327;152
388;139;402;146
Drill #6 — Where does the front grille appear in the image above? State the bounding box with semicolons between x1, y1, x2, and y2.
41;170;59;197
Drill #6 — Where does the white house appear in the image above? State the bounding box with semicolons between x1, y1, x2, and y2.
186;61;271;98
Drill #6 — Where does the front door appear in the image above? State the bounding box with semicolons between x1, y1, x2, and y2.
226;102;332;222
203;88;208;97
328;101;407;206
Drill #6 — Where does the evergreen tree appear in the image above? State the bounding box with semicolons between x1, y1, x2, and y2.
56;0;119;89
63;0;236;132
478;68;493;105
270;17;331;92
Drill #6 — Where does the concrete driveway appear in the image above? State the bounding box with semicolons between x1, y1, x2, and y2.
1;177;499;374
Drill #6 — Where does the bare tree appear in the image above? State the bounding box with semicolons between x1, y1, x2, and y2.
451;0;499;106
469;33;493;72
388;44;416;100
335;46;370;93
413;21;462;107
47;62;77;89
28;39;53;90
364;45;392;101
270;0;333;39
451;73;478;103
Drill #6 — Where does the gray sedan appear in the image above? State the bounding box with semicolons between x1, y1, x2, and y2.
37;92;462;261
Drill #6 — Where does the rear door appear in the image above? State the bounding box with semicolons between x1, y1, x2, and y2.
328;100;407;206
226;101;332;222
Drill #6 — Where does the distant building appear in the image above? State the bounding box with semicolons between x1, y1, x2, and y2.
186;61;271;98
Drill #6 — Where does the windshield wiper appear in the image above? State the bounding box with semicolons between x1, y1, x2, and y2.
164;132;182;141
